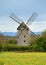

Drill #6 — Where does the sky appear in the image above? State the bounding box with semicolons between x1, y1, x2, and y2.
0;0;46;32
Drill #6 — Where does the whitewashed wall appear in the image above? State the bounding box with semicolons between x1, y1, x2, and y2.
16;30;30;46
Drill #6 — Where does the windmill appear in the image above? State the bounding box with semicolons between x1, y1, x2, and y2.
9;12;38;46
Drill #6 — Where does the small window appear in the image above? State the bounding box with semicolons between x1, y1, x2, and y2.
24;40;26;42
24;35;26;37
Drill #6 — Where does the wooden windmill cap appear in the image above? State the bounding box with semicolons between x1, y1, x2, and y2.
17;22;29;30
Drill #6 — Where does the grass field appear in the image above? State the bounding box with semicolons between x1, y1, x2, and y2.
0;52;46;65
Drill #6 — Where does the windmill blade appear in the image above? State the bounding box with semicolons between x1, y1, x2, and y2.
30;31;36;36
26;12;38;25
9;13;24;24
29;30;37;37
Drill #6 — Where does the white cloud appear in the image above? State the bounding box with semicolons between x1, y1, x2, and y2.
0;16;19;32
28;21;46;32
0;24;18;32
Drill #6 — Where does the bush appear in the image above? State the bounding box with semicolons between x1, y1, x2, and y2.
0;44;3;51
7;40;17;44
3;44;31;52
30;31;46;52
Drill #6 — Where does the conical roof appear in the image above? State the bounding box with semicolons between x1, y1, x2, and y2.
17;22;29;30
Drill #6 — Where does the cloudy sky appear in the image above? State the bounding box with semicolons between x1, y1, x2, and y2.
0;0;46;32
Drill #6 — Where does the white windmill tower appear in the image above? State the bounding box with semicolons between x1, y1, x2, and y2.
9;12;38;46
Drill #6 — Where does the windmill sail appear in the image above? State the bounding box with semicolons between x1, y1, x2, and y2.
9;13;24;24
26;12;38;25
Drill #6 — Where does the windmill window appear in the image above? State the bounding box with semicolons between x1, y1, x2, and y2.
24;35;26;37
24;40;26;42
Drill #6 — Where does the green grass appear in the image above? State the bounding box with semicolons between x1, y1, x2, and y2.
0;52;46;65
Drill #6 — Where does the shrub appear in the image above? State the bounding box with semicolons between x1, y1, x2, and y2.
0;44;2;51
7;40;17;44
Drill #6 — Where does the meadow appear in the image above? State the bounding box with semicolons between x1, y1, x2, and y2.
0;52;46;65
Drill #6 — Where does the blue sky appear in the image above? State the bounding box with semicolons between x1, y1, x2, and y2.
0;0;46;32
